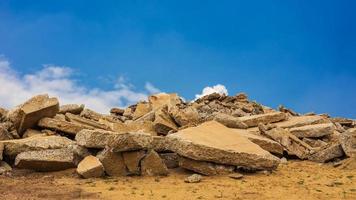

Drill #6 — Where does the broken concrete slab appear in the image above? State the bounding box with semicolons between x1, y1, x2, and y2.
302;138;328;148
96;148;127;176
212;113;248;129
236;112;287;128
80;109;103;121
0;161;12;175
14;148;76;171
167;121;280;170
59;104;84;115
339;128;356;157
289;123;335;138
159;153;179;169
179;156;235;176
75;129;153;151
153;107;178;135
169;106;200;127
77;155;104;178
65;113;111;130
275;115;330;129
0;135;74;159
141;150;169;176
230;128;284;155
122;150;146;175
260;126;314;159
308;144;344;163
149;93;182;110
132;102;152;120
10;94;59;135
38;117;87;135
22;129;45;138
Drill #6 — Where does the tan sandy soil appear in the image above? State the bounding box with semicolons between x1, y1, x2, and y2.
0;160;355;200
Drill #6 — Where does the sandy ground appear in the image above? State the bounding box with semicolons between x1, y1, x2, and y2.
0;160;355;200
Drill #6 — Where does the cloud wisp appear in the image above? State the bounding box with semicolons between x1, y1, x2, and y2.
0;56;159;113
195;84;228;100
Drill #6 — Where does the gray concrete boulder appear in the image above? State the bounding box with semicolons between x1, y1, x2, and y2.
166;121;280;170
289;123;334;138
77;155;104;178
14;148;76;171
179;156;235;176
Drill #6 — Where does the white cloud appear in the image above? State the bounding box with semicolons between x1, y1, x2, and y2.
0;56;160;113
145;82;161;94
195;84;228;100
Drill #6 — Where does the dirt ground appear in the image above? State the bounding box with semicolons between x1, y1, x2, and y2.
0;160;355;200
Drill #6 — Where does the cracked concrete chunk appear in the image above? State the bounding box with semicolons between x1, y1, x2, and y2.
38;117;87;135
153;107;178;136
123;150;146;175
289;123;334;138
236;112;287;128
167;121;280;170
339;128;356;157
0;135;74;159
308;144;344;163
59;104;84;115
141;150;168;176
179;156;235;176
77;155;104;178
213;113;248;129
75;129;153;151
15;148;76;171
97;148;127;176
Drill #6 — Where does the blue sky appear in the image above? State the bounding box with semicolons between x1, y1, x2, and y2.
0;1;355;117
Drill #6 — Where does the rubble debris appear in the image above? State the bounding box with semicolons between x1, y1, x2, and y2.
169;106;200;127
132;102;152;120
0;161;12;174
278;105;299;116
141;150;169;176
97;148;127;176
184;174;202;183
122;150;146;175
230;128;284;155
236;112;287;128
80;109;103;121
75;129;153;151
0;135;74;159
77;155;104;178
302;138;328;148
0;124;13;140
212;113;248;129
339;128;356;157
259;125;314;159
65;113;111;130
38;117;86;135
167;121;280;170
14;148;76;171
275;115;329;129
8;94;59;135
179;156;235;176
153;106;178;135
148;93;182;110
110;107;125;116
59;104;84;115
308;144;344;163
159;153;179;169
289;123;334;138
22;129;44;138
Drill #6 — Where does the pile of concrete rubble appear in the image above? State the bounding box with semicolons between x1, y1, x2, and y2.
0;93;355;178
